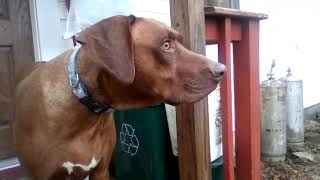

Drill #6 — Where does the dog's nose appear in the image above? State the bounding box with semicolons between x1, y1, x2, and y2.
212;63;226;80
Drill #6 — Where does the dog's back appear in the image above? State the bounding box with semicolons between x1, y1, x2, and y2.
16;61;46;83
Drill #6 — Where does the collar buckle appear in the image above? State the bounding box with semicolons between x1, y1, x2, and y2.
69;73;79;88
67;44;114;114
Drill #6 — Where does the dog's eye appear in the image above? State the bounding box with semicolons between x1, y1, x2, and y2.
161;41;171;51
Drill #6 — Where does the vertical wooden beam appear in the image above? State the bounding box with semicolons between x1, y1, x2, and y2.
204;0;239;9
233;20;261;180
218;18;235;180
169;0;211;180
231;0;240;9
205;0;231;8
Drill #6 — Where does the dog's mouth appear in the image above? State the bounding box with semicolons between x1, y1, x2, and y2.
213;76;224;82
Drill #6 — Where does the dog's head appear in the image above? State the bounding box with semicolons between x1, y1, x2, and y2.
76;15;225;109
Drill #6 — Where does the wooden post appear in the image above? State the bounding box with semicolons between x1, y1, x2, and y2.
169;0;211;180
233;20;261;180
218;18;235;180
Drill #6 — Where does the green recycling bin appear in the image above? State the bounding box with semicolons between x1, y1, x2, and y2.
111;104;179;180
211;156;223;180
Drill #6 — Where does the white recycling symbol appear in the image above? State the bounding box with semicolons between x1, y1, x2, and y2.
120;123;139;156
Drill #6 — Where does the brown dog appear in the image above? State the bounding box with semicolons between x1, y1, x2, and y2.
14;15;225;180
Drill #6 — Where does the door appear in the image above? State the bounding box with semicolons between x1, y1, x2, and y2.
0;0;34;161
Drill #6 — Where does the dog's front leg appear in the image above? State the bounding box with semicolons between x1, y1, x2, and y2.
89;171;110;180
89;159;110;180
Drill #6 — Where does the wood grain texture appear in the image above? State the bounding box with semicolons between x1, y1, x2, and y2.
0;125;16;160
205;6;268;20
0;47;13;125
0;20;13;44
218;18;235;180
0;0;34;162
9;0;35;80
170;0;211;180
0;1;15;161
204;0;239;9
0;0;9;19
233;20;261;180
0;47;16;161
205;0;231;8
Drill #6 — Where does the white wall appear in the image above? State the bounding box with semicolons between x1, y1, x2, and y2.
29;0;171;61
241;0;320;108
130;0;170;25
29;0;73;61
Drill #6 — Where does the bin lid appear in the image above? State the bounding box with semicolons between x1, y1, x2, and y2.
211;156;223;167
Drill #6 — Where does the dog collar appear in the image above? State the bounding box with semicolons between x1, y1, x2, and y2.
68;44;114;114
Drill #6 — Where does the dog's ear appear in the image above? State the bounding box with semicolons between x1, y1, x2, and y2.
76;15;136;84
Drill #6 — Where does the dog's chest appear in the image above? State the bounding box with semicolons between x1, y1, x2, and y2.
62;156;100;175
54;116;115;178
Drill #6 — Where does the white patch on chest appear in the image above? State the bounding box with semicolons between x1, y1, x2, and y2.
62;157;100;175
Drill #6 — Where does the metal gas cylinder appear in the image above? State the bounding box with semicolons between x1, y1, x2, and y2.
260;61;287;162
280;68;304;145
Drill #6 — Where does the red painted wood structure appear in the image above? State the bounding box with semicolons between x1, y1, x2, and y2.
204;7;267;180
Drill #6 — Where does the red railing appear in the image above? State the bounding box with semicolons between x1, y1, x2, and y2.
204;7;267;180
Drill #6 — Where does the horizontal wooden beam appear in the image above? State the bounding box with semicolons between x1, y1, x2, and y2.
205;6;268;20
205;18;242;44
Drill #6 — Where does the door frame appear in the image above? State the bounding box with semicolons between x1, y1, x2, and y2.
28;0;42;62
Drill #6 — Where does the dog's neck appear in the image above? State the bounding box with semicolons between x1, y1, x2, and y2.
71;48;112;109
74;48;161;110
